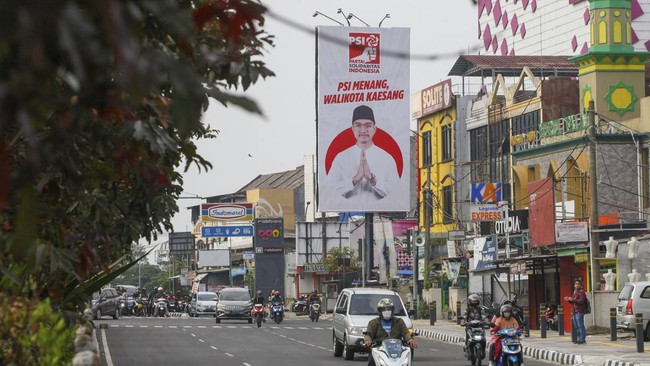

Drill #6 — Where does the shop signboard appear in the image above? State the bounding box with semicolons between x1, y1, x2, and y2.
555;221;589;243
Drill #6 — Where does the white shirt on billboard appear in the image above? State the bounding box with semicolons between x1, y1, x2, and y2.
331;144;397;201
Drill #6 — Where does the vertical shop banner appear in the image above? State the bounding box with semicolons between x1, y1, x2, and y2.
473;235;497;271
317;26;410;212
528;177;556;247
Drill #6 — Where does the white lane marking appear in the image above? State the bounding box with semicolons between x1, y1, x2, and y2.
243;363;252;366
298;327;308;329
212;326;222;329
140;326;149;328
241;326;252;329
284;326;295;329
101;329;114;366
430;348;439;352
110;325;119;328
225;353;234;357
313;327;323;330
154;325;163;328
288;338;296;341
124;325;133;328
227;326;237;329
317;346;328;350
169;326;177;328
198;326;206;328
279;335;287;338
307;344;315;347
183;326;192;328
191;333;196;337
199;339;205;343
211;346;218;350
297;341;306;345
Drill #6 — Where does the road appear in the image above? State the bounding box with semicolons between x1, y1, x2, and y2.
95;314;551;366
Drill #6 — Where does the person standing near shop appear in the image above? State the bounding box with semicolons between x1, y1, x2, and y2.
564;279;587;344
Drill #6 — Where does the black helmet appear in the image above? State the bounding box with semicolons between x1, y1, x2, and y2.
311;289;317;294
500;304;513;318
377;298;395;320
468;294;480;307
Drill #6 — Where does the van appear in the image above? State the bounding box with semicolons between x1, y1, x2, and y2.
188;291;218;317
616;281;650;340
332;288;413;360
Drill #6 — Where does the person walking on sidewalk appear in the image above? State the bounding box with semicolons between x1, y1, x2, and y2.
564;279;587;344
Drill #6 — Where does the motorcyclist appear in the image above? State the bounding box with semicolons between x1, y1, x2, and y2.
269;290;283;319
463;294;490;343
308;289;320;304
488;304;521;366
152;286;169;317
253;290;267;322
363;298;417;366
501;299;525;328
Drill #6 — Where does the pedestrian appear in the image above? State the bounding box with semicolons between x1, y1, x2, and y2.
564;279;587;344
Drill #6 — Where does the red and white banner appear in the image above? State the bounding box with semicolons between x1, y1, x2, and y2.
316;26;410;212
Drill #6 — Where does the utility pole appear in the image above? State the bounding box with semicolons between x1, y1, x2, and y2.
423;166;432;288
587;100;600;326
365;213;374;282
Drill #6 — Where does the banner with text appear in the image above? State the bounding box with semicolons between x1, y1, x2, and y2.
528;177;556;247
317;26;410;212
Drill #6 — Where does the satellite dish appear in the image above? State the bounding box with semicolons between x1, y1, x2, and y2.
414;234;425;247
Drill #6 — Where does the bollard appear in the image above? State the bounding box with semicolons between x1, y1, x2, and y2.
429;301;436;326
609;308;617;341
456;301;462;325
558;305;565;336
636;313;644;353
540;303;547;339
523;306;530;337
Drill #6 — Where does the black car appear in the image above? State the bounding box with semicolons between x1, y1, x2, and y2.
92;287;121;320
216;287;253;323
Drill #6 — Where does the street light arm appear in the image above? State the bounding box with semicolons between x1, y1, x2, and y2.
336;8;351;26
347;13;370;27
313;11;345;26
378;14;390;28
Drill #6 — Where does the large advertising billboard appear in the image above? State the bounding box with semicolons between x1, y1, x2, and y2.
528;177;556;247
317;26;410;212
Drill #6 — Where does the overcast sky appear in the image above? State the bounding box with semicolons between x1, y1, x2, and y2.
168;1;479;234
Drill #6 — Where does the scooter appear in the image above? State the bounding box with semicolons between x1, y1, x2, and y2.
292;295;308;313
271;300;284;324
545;305;558;331
369;339;412;366
495;328;523;366
309;300;321;322
154;298;168;317
252;303;265;328
463;320;488;366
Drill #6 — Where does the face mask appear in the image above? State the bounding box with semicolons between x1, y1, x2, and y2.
503;312;511;317
381;310;393;320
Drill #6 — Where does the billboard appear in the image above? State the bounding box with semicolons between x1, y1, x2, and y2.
528;177;556;247
555;221;589;243
169;232;193;256
474;235;497;271
470;182;503;203
317;26;410;212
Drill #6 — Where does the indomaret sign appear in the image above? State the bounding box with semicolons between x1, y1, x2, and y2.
316;26;410;213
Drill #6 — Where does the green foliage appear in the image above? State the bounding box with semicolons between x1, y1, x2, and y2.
321;247;361;275
417;300;430;319
0;0;275;316
0;294;75;366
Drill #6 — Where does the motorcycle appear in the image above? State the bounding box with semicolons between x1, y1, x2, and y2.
494;328;523;366
309;300;321;322
271;300;284;324
292;295;308;313
369;339;412;366
167;295;176;313
252;303;265;328
154;298;169;317
133;298;148;317
463;320;488;366
545;305;558;331
119;297;129;316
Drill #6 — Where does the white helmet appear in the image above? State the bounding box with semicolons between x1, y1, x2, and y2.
158;287;163;292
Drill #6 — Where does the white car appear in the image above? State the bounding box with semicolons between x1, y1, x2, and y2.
188;291;218;317
332;288;414;361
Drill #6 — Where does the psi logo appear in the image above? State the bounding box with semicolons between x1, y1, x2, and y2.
349;33;380;65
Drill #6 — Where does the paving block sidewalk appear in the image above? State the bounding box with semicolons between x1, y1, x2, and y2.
411;318;650;366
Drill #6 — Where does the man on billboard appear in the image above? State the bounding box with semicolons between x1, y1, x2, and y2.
328;105;399;202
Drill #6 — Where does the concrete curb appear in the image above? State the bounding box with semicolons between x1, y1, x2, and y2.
603;362;639;366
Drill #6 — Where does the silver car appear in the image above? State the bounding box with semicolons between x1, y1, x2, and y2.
616;281;650;340
188;291;218;317
332;288;413;361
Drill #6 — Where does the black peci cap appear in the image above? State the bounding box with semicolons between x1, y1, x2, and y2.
352;105;375;124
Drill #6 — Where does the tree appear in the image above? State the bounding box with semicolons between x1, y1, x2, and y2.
322;247;361;277
0;0;274;311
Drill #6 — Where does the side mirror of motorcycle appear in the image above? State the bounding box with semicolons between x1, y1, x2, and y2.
412;331;419;337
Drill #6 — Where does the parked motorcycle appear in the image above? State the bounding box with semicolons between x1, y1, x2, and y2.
495;328;523;366
369;339;412;366
545;305;558;331
271;300;284;324
292;295;308;313
309;300;321;322
463;320;488;366
252;303;265;328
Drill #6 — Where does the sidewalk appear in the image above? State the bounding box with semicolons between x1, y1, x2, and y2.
412;318;650;366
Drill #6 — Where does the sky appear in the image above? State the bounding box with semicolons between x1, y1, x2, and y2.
167;0;479;235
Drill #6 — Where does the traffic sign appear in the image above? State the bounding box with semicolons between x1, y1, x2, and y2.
201;225;254;237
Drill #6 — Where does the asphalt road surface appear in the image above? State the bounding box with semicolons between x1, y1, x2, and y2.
95;314;551;366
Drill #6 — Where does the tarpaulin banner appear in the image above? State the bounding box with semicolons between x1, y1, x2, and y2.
528;177;556;247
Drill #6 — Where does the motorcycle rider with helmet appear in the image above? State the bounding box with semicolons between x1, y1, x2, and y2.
253;290;267;322
363;298;417;366
152;286;169;317
488;304;521;366
463;294;490;339
269;290;283;319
